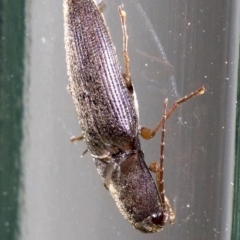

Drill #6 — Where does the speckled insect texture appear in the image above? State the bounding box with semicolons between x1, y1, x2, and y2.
63;0;204;233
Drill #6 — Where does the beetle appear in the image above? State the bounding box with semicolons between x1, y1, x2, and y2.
63;0;204;232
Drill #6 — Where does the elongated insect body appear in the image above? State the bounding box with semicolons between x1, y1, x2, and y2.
63;0;205;233
63;0;167;232
64;0;138;157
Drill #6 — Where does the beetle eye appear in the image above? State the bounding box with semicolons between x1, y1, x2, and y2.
151;213;165;226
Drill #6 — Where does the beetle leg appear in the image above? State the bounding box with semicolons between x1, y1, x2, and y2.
80;148;88;157
140;86;205;140
149;99;175;225
70;135;84;142
70;135;88;157
164;196;175;224
118;6;133;93
149;99;168;214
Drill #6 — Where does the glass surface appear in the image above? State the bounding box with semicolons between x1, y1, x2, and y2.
15;0;239;240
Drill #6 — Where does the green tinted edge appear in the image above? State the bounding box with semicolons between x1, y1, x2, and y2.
0;0;26;239
231;46;240;240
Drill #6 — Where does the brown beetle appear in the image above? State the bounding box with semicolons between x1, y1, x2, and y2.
63;0;204;232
